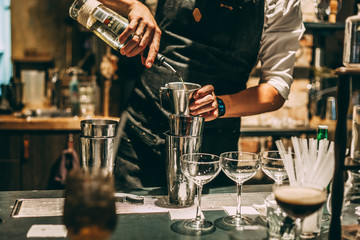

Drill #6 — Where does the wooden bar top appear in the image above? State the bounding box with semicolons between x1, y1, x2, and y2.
0;115;119;131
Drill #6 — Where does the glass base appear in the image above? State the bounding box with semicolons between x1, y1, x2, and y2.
171;219;215;236
300;232;320;239
255;216;267;227
215;215;253;231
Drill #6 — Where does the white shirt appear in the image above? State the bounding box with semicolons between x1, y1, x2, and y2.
258;0;305;100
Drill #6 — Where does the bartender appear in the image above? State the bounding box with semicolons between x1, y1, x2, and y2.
98;0;305;189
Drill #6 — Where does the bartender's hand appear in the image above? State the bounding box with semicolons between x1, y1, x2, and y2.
118;1;161;68
189;85;219;121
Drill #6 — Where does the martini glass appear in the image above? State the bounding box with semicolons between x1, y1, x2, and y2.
273;183;327;240
171;153;221;236
261;151;289;185
215;152;260;230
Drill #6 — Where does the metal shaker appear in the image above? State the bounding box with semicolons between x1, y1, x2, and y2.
165;115;204;207
80;119;119;174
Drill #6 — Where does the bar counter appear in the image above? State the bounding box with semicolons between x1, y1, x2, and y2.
0;184;329;240
0;115;119;131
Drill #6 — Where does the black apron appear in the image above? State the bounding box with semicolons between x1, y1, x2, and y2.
114;0;264;189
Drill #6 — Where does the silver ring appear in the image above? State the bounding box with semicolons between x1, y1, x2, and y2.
134;33;143;40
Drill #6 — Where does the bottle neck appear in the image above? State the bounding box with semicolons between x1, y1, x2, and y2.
154;54;166;66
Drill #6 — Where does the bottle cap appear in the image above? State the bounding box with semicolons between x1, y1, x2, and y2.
318;125;328;130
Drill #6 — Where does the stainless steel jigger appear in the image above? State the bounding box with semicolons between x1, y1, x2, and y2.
165;114;204;207
160;82;201;115
80;119;119;174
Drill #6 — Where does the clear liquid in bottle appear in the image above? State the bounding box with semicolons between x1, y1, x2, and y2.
69;0;186;87
69;0;130;51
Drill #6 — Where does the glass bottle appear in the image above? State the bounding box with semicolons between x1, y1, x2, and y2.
69;0;165;65
69;0;130;51
343;3;360;67
68;0;192;87
317;125;328;141
69;71;80;116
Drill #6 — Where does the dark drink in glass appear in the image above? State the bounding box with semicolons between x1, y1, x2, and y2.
274;185;327;219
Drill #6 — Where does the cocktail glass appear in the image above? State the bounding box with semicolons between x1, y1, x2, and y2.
273;183;327;240
171;153;221;236
215;152;260;230
261;151;289;185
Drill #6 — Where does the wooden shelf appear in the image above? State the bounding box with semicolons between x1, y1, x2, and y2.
0;115;119;131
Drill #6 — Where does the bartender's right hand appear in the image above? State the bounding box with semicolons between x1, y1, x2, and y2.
119;1;161;69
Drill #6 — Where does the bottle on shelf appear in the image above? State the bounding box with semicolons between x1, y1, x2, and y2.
343;3;360;67
328;0;338;23
317;125;329;141
47;68;62;109
67;67;85;116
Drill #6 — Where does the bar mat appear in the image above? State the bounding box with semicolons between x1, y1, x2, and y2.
10;193;263;218
11;198;64;218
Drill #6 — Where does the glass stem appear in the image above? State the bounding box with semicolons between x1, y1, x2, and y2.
295;219;303;240
195;184;203;222
235;183;242;220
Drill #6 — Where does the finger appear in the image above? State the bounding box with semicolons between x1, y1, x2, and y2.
190;100;217;116
193;85;215;99
119;18;139;44
145;28;161;68
127;26;152;57
120;35;142;56
190;94;216;111
141;52;146;65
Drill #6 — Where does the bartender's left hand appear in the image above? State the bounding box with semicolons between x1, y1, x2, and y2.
189;85;219;121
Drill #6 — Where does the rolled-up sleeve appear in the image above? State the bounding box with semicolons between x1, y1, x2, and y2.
258;0;305;100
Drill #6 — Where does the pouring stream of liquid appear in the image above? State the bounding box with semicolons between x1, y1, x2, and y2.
162;61;187;90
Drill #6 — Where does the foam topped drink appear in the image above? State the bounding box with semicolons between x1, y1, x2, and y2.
274;186;327;219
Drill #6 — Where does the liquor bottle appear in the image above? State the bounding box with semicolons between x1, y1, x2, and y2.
69;0;165;65
343;3;360;67
316;125;328;141
69;72;80;116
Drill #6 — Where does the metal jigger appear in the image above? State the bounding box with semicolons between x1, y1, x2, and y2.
160;82;201;115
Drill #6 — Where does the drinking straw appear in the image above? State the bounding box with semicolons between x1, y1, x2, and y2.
275;140;296;185
309;139;330;183
284;152;296;186
300;138;310;180
308;138;317;178
291;137;304;183
275;140;286;160
311;142;335;187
